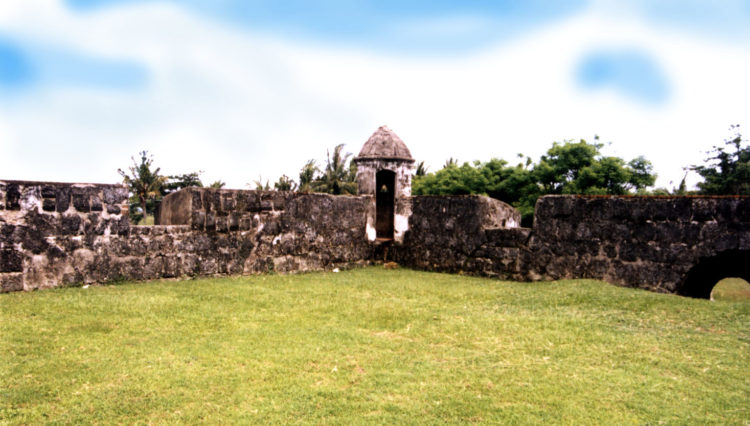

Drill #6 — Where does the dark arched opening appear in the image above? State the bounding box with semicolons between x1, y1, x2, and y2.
375;170;395;240
678;250;750;299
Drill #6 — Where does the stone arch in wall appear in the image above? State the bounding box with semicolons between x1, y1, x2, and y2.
677;249;750;299
375;169;395;239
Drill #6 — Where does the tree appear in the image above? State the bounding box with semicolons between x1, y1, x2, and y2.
162;171;204;195
691;124;750;195
118;151;167;224
208;180;226;189
412;137;656;226
413;161;488;196
312;144;357;195
413;159;539;225
298;160;318;193
534;139;601;193
274;175;297;191
533;139;655;195
415;161;428;177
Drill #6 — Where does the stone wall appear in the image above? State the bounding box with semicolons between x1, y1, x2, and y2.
0;180;131;291
396;194;750;296
3;179;749;298
1;182;373;292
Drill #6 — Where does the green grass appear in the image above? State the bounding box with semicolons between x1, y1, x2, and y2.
136;214;155;226
1;268;748;424
712;278;750;302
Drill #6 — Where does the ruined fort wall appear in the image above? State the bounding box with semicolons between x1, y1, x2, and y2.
397;195;750;294
1;182;373;292
4;179;749;295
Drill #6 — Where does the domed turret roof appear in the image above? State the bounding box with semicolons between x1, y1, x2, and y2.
355;126;414;162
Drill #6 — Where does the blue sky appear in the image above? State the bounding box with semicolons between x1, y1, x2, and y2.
1;0;749;189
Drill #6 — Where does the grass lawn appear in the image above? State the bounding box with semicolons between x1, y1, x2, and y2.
1;268;748;424
713;278;750;302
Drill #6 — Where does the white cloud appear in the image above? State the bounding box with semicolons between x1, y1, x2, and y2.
0;0;749;191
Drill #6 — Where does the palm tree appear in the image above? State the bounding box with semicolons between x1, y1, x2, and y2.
252;176;270;191
298;159;318;192
274;175;297;191
118;151;167;224
314;144;357;195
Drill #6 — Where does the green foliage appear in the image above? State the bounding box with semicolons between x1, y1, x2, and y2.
118;151;168;224
691;124;750;195
413;161;488;195
413;159;539;225
415;161;428;177
536;138;655;195
644;173;689;196
208;180;226;189
1;268;748;423
298;159;318;193
118;153;206;224
414;138;656;225
162;171;204;195
273;174;297;191
252;176;271;191
300;144;358;195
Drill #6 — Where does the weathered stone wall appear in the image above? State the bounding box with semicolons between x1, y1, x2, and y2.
396;194;750;296
3;179;749;298
529;196;750;295
1;183;373;292
0;180;131;291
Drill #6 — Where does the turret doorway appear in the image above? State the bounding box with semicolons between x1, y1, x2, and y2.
376;170;395;239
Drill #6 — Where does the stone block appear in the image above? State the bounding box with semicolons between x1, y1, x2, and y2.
107;205;121;214
72;189;90;212
191;189;203;210
102;187;127;204
56;187;71;212
216;216;227;233
6;183;20;210
0;249;23;272
208;191;221;212
113;216;130;236
61;215;82;235
24;210;60;235
737;199;750;222
16;226;48;254
0;273;23;292
42;199;56;212
222;193;236;211
191;211;205;230
205;212;216;231
228;213;239;231
41;186;56;199
692;199;715;222
91;196;103;212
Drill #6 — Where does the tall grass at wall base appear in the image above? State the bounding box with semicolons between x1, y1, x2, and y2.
1;268;748;424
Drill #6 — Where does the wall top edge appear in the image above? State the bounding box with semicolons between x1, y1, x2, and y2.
0;179;125;188
540;194;750;200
